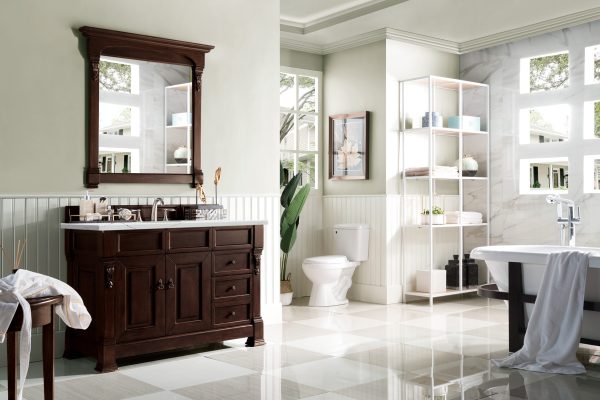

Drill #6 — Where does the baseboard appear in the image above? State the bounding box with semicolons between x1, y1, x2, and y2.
0;331;65;368
348;283;404;304
262;301;283;325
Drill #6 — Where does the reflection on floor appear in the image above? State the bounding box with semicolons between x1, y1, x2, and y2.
1;295;600;399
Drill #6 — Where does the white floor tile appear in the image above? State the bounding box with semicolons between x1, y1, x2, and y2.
275;358;389;391
294;314;387;332
119;356;255;390
286;333;387;357
399;314;499;333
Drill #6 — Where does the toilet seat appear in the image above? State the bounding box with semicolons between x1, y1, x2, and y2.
303;255;348;264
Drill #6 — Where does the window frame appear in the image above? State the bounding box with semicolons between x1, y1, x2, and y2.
280;67;323;192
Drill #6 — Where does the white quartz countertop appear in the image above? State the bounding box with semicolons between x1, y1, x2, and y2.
61;219;268;231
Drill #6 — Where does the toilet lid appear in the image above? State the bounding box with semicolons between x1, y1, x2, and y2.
304;255;348;264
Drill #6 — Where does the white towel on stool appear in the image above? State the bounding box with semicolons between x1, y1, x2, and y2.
493;251;589;374
0;269;92;400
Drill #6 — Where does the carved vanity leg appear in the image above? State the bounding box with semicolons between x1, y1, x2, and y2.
246;317;265;347
95;345;118;373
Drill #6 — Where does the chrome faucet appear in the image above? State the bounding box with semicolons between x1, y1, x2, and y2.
545;194;581;246
151;197;164;221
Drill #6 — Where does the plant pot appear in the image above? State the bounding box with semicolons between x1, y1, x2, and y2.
280;280;293;306
421;214;445;225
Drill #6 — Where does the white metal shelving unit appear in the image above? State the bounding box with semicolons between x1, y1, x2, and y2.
164;82;192;174
400;76;490;305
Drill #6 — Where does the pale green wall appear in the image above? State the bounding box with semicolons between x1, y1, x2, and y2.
280;48;323;71
0;0;280;196
323;41;387;195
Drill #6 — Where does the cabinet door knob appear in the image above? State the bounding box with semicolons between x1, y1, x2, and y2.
156;279;165;290
167;278;175;289
227;260;237;266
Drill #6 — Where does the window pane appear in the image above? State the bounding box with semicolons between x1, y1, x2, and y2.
585;45;600;85
100;60;132;93
280;152;295;185
280;113;295;150
521;159;568;193
298;153;317;189
99;104;139;136
298;76;316;113
297;114;316;151
280;73;295;110
528;52;569;92
520;104;569;144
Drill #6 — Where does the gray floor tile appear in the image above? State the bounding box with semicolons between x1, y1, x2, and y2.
22;373;161;400
174;373;324;400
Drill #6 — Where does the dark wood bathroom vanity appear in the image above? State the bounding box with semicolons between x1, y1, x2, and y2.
62;207;265;372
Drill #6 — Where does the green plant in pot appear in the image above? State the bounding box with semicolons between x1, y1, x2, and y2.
280;170;310;306
421;206;445;225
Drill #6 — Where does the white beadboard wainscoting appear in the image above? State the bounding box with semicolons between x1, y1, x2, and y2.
0;193;281;367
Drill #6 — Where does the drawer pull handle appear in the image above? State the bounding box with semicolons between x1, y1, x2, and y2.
167;278;175;289
227;260;237;266
230;285;237;291
156;279;165;290
228;311;236;317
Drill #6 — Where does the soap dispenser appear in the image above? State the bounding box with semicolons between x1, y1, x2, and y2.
79;191;94;221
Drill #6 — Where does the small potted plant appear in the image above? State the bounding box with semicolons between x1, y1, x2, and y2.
421;206;445;225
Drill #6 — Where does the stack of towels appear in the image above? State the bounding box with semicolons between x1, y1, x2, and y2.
405;165;459;178
445;211;483;224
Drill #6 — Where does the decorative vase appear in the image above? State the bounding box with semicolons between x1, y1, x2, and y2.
280;280;293;306
421;214;445;225
457;155;478;176
174;146;189;164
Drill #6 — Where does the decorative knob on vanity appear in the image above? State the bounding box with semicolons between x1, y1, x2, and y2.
156;279;165;290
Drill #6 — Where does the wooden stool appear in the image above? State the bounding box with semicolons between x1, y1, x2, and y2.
6;295;63;400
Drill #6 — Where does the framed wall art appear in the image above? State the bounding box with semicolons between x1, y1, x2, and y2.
328;111;370;180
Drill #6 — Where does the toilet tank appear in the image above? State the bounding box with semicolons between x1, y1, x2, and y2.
333;224;370;261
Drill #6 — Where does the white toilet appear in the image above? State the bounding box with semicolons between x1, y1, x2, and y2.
302;224;370;307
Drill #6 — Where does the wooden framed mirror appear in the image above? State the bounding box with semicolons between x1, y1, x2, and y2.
79;26;213;188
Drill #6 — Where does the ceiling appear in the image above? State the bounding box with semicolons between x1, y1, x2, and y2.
280;0;600;54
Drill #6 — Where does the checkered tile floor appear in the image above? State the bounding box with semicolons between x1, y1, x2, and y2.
2;295;600;399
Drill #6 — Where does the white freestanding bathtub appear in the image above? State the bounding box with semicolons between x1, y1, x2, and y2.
471;245;600;342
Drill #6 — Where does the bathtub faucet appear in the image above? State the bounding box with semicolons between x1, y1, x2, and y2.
545;195;581;246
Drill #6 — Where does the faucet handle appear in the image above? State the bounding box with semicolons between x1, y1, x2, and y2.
574;205;582;222
163;208;177;221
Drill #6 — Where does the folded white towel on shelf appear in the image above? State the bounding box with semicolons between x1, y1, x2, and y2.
445;211;483;224
405;165;459;178
493;251;589;374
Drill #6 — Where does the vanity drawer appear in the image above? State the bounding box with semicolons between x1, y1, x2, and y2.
213;301;250;326
213;250;252;275
167;228;210;253
213;227;253;249
213;275;251;300
111;231;164;256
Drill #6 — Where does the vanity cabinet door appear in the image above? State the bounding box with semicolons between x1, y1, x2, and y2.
165;252;211;335
115;255;166;343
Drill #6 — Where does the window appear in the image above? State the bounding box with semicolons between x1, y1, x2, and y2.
519;104;570;144
520;51;569;94
280;69;320;189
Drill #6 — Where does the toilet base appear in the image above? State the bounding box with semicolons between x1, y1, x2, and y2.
307;266;356;307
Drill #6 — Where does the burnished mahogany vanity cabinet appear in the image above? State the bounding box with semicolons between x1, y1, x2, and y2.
62;209;264;372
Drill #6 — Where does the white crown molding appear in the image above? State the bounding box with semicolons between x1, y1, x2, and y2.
280;7;600;56
280;0;408;35
459;7;600;53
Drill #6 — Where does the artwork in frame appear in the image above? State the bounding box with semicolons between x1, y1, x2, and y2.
329;111;370;180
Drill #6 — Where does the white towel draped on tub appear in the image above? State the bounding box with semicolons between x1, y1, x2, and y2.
0;269;92;400
493;251;589;374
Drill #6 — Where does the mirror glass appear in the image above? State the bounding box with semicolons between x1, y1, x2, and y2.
98;56;192;174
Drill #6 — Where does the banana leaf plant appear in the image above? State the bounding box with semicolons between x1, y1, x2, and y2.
280;172;310;282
